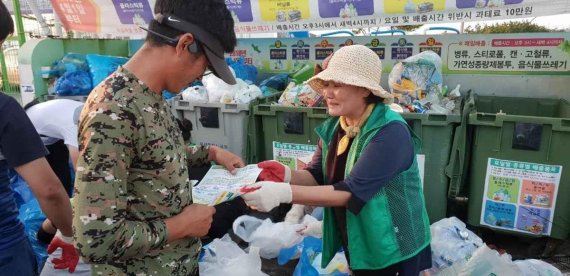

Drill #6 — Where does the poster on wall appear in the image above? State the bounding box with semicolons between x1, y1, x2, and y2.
231;32;570;76
272;141;316;171
480;158;561;236
50;0;570;37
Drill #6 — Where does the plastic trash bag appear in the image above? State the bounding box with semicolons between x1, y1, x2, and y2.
259;74;289;96
458;244;521;276
199;234;267;276
233;215;303;259
181;85;209;103
18;199;48;269
227;57;258;84
162;91;177;100
202;68;237;103
287;237;349;276
388;51;443;106
85;54;129;87
54;71;93;96
429;217;483;272
51;53;89;77
10;170;34;207
514;259;562;276
234;83;263;104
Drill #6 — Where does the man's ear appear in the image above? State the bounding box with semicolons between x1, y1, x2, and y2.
176;33;197;56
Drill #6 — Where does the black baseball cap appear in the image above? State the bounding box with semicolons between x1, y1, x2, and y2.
142;13;236;85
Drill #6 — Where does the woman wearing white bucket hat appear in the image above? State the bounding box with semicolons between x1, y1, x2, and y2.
243;45;431;275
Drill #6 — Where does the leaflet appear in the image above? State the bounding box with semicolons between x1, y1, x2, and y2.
192;165;262;206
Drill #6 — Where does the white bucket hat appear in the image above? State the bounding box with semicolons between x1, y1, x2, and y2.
306;45;393;104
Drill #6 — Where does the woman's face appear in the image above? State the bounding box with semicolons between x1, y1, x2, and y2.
321;81;370;118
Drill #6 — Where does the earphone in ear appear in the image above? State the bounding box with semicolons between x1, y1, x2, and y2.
186;42;200;54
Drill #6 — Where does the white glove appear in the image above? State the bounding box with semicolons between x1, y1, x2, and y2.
284;204;306;224
241;181;292;212
299;220;323;238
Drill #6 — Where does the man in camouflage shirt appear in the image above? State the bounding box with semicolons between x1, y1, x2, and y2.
72;0;239;274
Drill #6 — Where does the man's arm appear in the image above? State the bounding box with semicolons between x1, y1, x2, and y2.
67;145;79;170
186;145;245;173
15;158;73;236
0;95;73;236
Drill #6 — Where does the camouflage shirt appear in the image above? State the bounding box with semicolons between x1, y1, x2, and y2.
73;67;203;276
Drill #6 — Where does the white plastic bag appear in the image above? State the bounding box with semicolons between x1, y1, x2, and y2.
458;244;522;276
181;85;209;102
429;217;483;272
199;234;267;276
514;259;562;276
202;68;237;103
233;215;304;259
40;249;91;276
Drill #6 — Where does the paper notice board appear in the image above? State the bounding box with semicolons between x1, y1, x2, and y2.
480;158;562;236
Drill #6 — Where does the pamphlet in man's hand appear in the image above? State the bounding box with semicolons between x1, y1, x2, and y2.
192;164;262;206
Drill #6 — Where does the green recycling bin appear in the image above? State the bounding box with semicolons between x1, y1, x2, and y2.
465;94;570;239
246;102;461;223
246;104;328;165
402;112;461;223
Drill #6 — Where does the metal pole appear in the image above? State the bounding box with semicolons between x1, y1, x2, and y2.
12;0;26;45
0;51;11;92
26;0;51;36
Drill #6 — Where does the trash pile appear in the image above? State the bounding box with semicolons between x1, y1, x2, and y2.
198;215;564;276
429;217;563;276
46;53;128;96
180;57;263;105
389;51;461;114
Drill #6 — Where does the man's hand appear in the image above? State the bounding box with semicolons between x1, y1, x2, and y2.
258;160;291;182
241;181;292;212
47;230;79;273
208;146;244;174
166;204;216;241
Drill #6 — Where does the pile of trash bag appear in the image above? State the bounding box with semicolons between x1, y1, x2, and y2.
429;217;563;276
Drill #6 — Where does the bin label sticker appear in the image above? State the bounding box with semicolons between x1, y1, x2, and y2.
273;141;316;171
480;158;562;236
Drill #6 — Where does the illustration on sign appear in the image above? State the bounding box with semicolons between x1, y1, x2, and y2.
111;0;153;25
486;175;520;203
273;141;317;171
291;40;312;71
483;201;516;228
318;0;374;18
516;206;551;234
269;40;289;71
480;158;562;236
520;180;555;207
226;0;253;23
259;0;310;22
385;0;445;14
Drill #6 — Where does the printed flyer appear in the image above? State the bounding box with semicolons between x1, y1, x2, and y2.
272;141;316;170
480;158;562;236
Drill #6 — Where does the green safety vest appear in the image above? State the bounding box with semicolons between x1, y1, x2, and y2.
315;103;431;270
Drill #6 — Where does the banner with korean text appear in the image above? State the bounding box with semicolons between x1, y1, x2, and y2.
49;0;570;37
